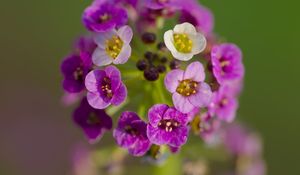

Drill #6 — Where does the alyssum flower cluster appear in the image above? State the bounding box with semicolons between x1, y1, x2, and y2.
60;0;245;158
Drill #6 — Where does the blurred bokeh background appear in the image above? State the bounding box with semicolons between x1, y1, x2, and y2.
1;0;299;174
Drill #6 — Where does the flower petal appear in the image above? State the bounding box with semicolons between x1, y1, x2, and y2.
113;129;137;148
87;92;110;109
111;83;127;106
164;30;177;53
171;51;194;61
183;61;205;82
148;104;169;126
164;69;184;93
163;107;189;126
172;92;194;113
113;44;131;64
168;127;189;147
104;65;121;90
85;70;106;92
174;22;197;35
117;25;133;44
190;33;206;54
92;48;113;66
93;30;116;49
147;124;170;145
128;138;151;157
188;82;212;108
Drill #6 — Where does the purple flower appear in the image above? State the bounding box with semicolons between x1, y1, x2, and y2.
114;0;138;7
164;61;212;113
223;124;262;157
85;66;127;109
61;54;92;93
92;25;133;66
211;43;244;84
61;36;95;93
208;85;238;122
144;0;181;10
179;0;214;35
113;112;151;156
74;36;97;63
73;97;112;144
147;104;189;147
82;2;128;32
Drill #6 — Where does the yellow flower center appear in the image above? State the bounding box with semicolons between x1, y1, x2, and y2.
105;35;123;59
176;79;198;96
99;13;111;23
173;34;193;53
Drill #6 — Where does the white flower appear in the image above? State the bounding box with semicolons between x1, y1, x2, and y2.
92;25;133;66
164;22;207;61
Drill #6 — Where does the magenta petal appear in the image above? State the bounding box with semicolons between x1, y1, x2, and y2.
87;92;110;109
188;82;212;108
168;127;189;147
147;124;170;145
83;127;103;143
172;93;194;113
113;129;136;148
85;70;106;92
183;61;205;82
164;69;184;93
128;138;151;157
148;104;169;126
163;107;189;126
111;83;127;105
104;65;121;90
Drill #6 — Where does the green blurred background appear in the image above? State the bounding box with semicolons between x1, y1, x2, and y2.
1;0;299;174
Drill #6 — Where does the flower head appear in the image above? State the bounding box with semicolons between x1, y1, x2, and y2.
61;54;92;93
223;124;262;157
164;22;206;61
208;85;238;122
73;97;112;143
85;66;127;109
92;25;133;66
165;61;212;113
82;2;128;32
211;43;244;84
147;104;189;147
179;0;214;35
113;112;151;156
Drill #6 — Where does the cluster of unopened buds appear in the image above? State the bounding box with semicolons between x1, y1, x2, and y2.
60;0;261;168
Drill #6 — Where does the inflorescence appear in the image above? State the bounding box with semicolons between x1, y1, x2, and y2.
60;1;263;171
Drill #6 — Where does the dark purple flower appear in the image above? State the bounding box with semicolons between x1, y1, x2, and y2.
82;2;128;32
61;54;92;93
61;36;95;93
211;43;244;85
164;61;212;113
85;66;127;109
208;85;238;122
113;112;151;156
73;97;112;144
147;104;189;147
179;0;214;35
